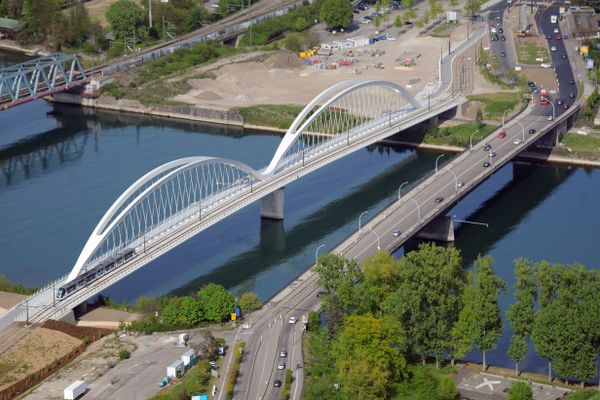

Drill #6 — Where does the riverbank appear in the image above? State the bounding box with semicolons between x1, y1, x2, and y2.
0;40;49;57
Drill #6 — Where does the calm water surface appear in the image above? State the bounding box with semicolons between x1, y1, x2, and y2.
0;51;599;374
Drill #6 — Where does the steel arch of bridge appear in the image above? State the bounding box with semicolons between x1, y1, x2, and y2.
68;156;263;282
263;80;421;176
67;79;422;282
0;54;87;109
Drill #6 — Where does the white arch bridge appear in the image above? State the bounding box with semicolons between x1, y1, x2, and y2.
0;80;466;329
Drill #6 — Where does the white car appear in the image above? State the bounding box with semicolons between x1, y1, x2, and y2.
513;138;522;145
288;316;298;324
554;27;559;34
457;181;464;188
393;230;401;237
550;46;557;52
277;362;286;370
547;115;553;121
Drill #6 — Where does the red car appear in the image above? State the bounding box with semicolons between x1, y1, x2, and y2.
498;131;506;139
540;99;550;105
555;34;562;40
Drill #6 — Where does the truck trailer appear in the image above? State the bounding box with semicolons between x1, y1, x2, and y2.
64;380;86;400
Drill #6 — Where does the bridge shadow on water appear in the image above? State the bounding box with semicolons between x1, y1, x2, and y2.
168;148;440;297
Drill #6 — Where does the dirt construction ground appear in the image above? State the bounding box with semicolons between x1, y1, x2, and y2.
172;21;478;109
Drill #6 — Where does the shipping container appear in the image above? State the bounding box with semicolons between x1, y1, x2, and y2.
64;380;86;400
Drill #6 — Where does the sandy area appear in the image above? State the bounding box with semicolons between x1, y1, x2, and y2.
172;20;473;109
77;307;142;329
0;327;81;390
85;0;119;27
0;290;26;314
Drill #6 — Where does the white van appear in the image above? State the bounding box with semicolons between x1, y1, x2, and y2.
551;15;558;23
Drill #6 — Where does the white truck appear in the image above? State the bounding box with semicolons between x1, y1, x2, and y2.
64;380;86;400
551;15;558;23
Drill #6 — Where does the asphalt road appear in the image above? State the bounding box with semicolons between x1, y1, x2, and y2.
488;4;516;73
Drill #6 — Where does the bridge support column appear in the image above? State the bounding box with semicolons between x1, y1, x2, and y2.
416;216;455;242
260;218;286;253
261;188;285;220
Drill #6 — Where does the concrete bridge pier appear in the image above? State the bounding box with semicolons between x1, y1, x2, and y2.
261;188;285;220
260;218;286;253
416;216;455;242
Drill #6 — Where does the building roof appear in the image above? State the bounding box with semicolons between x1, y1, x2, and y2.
567;6;600;38
0;17;21;31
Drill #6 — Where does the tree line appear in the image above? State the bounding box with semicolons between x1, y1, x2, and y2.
305;243;600;399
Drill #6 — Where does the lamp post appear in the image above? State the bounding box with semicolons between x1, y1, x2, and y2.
549;100;556;121
502;109;512;129
315;244;326;267
435;154;445;173
469;129;480;150
446;169;459;191
358;211;368;231
397;181;409;201
369;228;381;250
407;197;421;221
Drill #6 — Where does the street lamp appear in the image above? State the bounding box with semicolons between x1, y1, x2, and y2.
469;129;480;150
435;154;445;173
548;100;556;121
369;228;381;250
358;211;368;231
446;169;459;191
397;181;409;201
315;244;326;267
502;108;512;129
407;197;421;221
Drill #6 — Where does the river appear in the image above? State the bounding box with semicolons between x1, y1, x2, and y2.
0;50;599;375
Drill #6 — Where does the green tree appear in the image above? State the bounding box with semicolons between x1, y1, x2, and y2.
106;0;147;41
475;108;484;128
413;367;439;400
438;376;459;400
161;296;202;328
471;255;507;371
507;381;533;400
464;0;481;17
338;347;391;400
198;283;236;322
383;243;466;367
507;259;536;375
450;284;476;365
319;0;352;30
449;0;459;6
362;251;402;312
334;314;407;384
238;291;262;315
394;15;403;28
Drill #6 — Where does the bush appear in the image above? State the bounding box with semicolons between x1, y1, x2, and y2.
307;310;320;332
118;349;131;360
507;381;533;400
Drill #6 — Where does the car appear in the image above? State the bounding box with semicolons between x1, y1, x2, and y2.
514;138;522;145
498;27;504;33
364;14;372;20
488;151;497;157
528;81;536;88
277;362;286;370
404;20;413;25
457;181;464;188
547;115;553;121
361;18;371;24
483;144;492;152
550;46;557;52
280;350;288;357
556;99;564;105
274;379;282;387
353;9;360;13
563;34;568;39
528;128;536;134
483;161;491;168
500;51;506;57
501;35;506;41
554;27;560;34
540;99;550;105
209;361;217;369
569;92;575;98
288;316;298;324
569;79;575;84
556;34;562;40
546;34;553;39
540;63;552;68
435;197;444;203
563;104;570;109
393;230;401;237
498;131;506;138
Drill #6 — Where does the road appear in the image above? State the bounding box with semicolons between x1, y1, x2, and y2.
233;2;582;398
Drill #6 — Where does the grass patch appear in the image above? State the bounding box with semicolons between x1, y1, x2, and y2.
234;104;304;129
430;22;460;37
101;81;191;106
515;41;549;65
150;360;211;400
563;133;600;152
0;275;37;295
564;390;600;400
468;92;523;120
424;123;497;147
224;341;245;400
479;67;513;89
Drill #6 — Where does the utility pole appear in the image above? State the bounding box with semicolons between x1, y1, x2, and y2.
148;0;153;28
